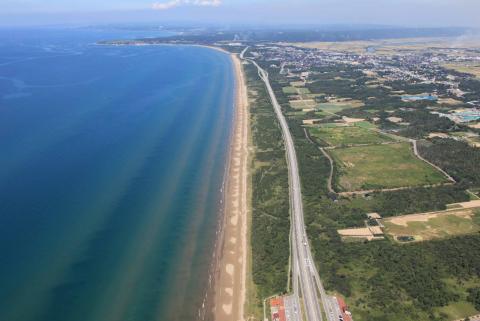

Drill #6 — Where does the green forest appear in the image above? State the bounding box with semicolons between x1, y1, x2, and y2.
418;138;480;187
246;63;291;305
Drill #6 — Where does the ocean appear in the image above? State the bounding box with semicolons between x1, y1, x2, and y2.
0;27;235;321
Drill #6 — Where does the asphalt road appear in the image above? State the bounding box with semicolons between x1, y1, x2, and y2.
244;51;332;321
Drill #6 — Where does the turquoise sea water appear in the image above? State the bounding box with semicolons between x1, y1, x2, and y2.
0;28;234;321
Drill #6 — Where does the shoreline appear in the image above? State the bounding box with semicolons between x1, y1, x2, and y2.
96;41;231;55
211;52;249;321
97;41;248;320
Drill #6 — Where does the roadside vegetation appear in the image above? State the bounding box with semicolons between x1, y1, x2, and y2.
246;63;290;313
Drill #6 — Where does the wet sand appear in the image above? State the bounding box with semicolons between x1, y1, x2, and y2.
213;53;249;321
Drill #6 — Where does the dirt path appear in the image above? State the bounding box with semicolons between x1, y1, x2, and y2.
365;126;455;183
337;182;455;197
303;126;456;197
303;128;335;194
411;139;456;183
213;53;249;321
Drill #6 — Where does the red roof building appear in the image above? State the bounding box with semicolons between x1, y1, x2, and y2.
337;296;353;321
270;297;287;321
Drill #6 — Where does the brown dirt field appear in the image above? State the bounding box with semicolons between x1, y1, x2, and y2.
383;207;480;242
438;98;464;105
469;123;480;129
385;211;469;227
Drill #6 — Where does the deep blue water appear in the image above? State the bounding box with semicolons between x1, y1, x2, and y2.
0;28;234;321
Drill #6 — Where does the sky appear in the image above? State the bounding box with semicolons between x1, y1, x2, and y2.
1;0;480;27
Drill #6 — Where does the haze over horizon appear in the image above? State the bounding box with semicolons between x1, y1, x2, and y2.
1;0;480;28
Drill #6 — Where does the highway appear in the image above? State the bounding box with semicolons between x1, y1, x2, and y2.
242;48;333;321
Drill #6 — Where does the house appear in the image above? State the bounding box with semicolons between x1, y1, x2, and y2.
337;296;353;321
367;213;382;220
270;297;286;321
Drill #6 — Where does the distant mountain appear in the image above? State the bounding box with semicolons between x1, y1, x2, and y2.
127;26;474;44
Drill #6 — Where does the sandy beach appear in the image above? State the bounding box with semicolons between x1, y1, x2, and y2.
212;52;249;321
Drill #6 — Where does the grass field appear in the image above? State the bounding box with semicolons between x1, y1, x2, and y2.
331;143;448;191
309;126;394;146
383;209;480;242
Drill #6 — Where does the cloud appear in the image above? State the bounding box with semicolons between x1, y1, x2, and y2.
152;0;181;10
152;0;221;10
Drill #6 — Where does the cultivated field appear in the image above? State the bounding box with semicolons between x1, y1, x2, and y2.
443;62;480;79
282;86;298;94
309;126;394;146
438;97;464;105
296;87;311;95
284;85;318;110
290;99;316;110
383;208;480;242
290;81;305;87
354;121;377;129
282;86;311;95
331;143;448;191
288;37;480;55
